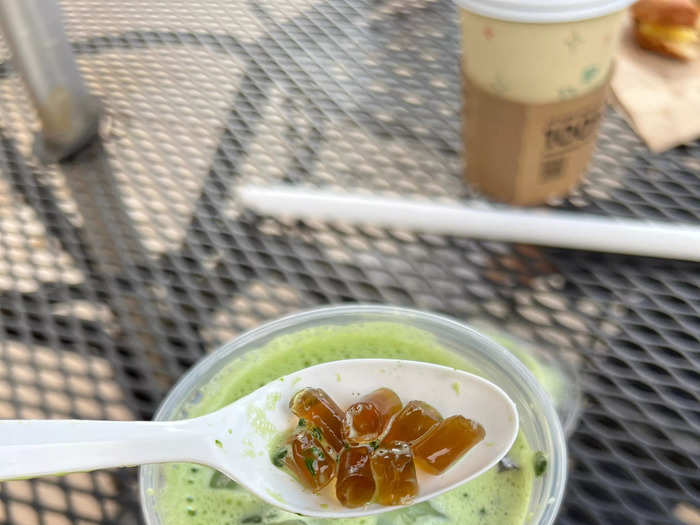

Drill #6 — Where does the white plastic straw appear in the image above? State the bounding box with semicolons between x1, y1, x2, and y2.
239;185;700;262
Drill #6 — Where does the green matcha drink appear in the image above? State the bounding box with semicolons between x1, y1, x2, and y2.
157;322;539;525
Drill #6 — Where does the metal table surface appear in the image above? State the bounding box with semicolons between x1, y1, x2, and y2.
0;1;698;524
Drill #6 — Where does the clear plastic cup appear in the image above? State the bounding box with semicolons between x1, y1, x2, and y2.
468;320;583;437
140;305;567;525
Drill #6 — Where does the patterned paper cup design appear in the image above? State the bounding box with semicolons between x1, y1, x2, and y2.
458;8;627;104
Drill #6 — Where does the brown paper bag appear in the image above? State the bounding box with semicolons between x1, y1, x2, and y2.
612;23;700;152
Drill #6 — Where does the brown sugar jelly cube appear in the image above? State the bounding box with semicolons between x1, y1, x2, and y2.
335;444;376;508
343;387;402;444
289;387;345;454
412;415;485;475
370;441;418;506
283;429;336;493
381;400;442;445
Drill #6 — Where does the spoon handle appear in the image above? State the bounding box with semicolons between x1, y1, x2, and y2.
0;419;211;480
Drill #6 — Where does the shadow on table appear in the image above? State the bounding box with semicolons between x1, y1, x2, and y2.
0;0;463;416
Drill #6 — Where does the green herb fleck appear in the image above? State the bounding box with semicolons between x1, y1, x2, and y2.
272;449;288;468
298;418;306;427
344;442;350;450
209;471;238;489
311;446;324;459
227;428;232;435
311;427;323;441
215;439;223;448
451;382;460;395
304;458;316;477
534;451;547;477
370;440;379;450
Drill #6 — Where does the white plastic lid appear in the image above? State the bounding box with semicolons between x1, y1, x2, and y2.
455;0;634;23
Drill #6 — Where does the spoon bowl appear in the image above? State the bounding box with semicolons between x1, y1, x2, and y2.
211;359;519;517
0;359;518;518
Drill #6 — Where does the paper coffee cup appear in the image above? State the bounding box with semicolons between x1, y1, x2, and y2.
457;0;634;205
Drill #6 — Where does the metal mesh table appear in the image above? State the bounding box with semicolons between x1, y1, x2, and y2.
0;0;698;523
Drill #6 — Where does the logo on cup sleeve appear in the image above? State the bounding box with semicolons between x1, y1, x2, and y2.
544;108;602;154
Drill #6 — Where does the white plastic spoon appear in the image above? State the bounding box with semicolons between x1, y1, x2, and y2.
0;359;518;518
